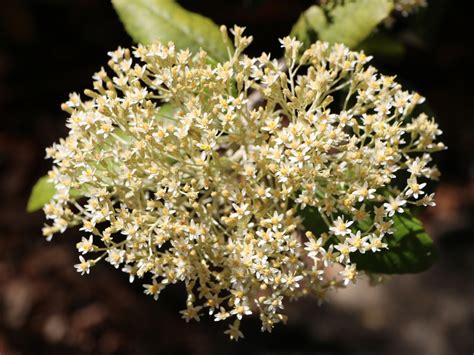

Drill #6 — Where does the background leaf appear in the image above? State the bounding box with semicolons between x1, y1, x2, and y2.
27;176;56;212
357;32;405;59
155;102;179;122
299;205;329;236
292;0;393;49
299;207;437;274
351;213;438;274
290;5;327;49
112;0;229;62
319;0;393;48
27;176;86;212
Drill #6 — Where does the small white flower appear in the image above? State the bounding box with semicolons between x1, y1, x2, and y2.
74;256;92;275
180;305;202;323
225;320;244;341
368;234;388;252
417;193;436;207
122;264;137;283
214;307;231;322
76;235;94;254
230;203;250;220
106;248;125;268
330;217;354;236
340;264;358;286
230;304;252;320
383;196;407;217
406;177;427;199
352;182;376;202
144;280;163;300
335;242;356;263
281;272;304;291
304;237;324;260
347;231;369;253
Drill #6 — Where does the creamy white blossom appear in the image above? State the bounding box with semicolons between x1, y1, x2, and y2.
42;27;444;339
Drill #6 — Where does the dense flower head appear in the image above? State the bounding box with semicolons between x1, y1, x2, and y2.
42;26;444;339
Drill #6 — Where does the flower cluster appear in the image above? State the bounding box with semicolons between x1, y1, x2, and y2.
42;27;443;339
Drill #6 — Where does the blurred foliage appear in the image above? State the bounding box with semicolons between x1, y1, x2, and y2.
292;0;393;49
27;175;55;212
112;0;229;62
300;207;437;274
352;213;437;273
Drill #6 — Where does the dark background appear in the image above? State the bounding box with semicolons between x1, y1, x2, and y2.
0;0;473;354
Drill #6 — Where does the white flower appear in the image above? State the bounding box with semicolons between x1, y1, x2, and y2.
106;248;125;268
383;196;407;217
330;217;354;236
368;234;388;252
304;237;324;260
230;203;250;220
214;307;231;322
74;256;92;275
352;182;376;202
406;177;427;199
76;235;94;254
335;242;356;263
122;264;137;283
281;272;304;291
230;305;252;320
180;305;202;323
143;280;163;300
417;193;436;207
347;231;369;253
225;320;244;341
263;295;284;313
340;264;358;286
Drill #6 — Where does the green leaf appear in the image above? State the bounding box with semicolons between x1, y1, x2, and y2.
27;176;56;212
299;205;329;236
155;103;179;122
291;5;327;49
299;206;437;274
352;213;437;274
319;0;393;48
357;32;405;59
27;175;88;212
292;0;393;49
112;0;229;62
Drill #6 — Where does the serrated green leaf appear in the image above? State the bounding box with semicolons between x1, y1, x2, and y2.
320;0;393;48
352;213;437;274
291;5;327;49
112;0;229;62
27;176;56;212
